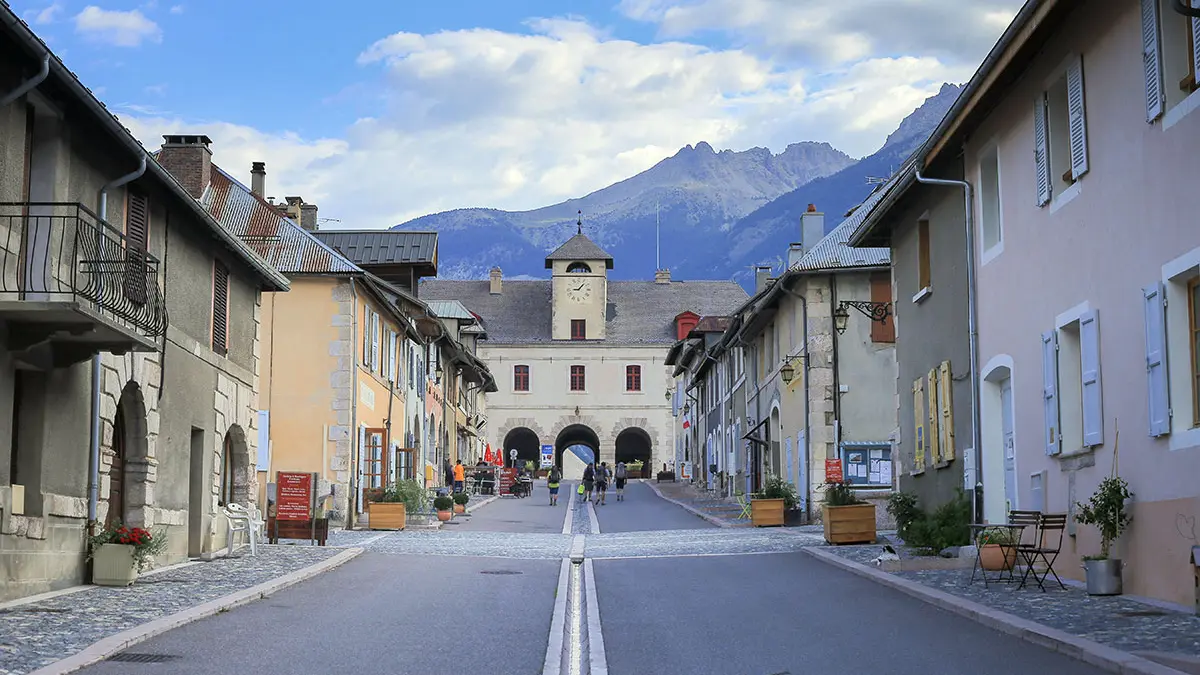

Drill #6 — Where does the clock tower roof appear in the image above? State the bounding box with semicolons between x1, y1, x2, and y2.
545;213;614;269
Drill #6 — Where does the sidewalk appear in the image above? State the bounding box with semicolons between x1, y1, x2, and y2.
645;480;752;527
814;543;1200;675
0;544;360;675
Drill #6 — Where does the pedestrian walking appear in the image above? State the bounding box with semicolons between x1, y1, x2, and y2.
443;458;453;490
582;462;595;502
595;462;610;505
547;466;562;506
453;460;465;494
614;461;628;501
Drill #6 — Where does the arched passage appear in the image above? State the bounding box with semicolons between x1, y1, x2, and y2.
555;424;599;469
503;427;541;468
218;424;252;507
106;382;148;528
615;427;651;478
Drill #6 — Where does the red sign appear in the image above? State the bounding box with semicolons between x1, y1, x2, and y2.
825;459;844;484
276;472;313;521
499;468;517;496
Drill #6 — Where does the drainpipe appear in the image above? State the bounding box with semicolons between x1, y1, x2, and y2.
829;274;841;460
88;156;148;532
914;168;983;524
0;53;50;107
347;277;359;529
778;282;812;519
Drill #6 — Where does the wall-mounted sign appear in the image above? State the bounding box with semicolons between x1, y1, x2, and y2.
540;444;554;468
824;458;844;484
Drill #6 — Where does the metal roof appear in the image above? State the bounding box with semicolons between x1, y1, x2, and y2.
544;233;615;269
315;230;438;267
204;167;362;275
427;300;475;321
790;187;891;272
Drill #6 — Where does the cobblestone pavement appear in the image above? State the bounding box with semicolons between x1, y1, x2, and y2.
826;544;1200;659
650;481;753;527
0;545;340;675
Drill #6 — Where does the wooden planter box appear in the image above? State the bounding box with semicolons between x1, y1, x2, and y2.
93;543;138;587
751;498;785;527
367;502;407;530
822;503;876;544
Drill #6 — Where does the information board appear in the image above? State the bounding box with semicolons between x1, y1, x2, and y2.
824;458;844;484
276;472;313;521
499;468;518;496
539;444;554;468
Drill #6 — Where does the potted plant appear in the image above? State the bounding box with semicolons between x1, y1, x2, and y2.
751;474;797;527
822;481;876;544
977;528;1019;571
88;521;168;587
452;492;470;514
433;495;454;522
367;481;412;530
1075;475;1132;595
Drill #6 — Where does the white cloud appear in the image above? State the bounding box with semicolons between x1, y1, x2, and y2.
116;15;988;229
170;5;184;14
28;3;63;25
74;6;162;47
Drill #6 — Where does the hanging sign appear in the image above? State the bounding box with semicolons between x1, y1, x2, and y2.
499;468;518;496
540;444;554;468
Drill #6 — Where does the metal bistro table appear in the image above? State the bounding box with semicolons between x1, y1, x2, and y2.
967;522;1029;588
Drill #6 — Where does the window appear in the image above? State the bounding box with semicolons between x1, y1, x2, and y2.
1042;309;1103;455
978;146;1002;253
869;272;895;343
1034;55;1088;206
626;365;642;391
917;219;931;292
218;433;235;507
212;260;229;355
571;319;586;340
1144;0;1200;121
514;365;530;392
570;365;585;391
566;262;591;273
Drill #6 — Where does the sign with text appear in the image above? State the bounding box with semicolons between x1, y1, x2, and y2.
276;472;313;521
824;458;844;484
499;468;518;496
540;445;554;468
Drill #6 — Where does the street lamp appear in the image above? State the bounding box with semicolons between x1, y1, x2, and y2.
833;304;850;335
834;300;892;335
780;361;795;383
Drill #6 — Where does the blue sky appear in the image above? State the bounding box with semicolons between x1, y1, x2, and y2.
12;0;1021;228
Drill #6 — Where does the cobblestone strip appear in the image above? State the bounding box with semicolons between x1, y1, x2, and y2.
1;545;354;675
807;547;1188;675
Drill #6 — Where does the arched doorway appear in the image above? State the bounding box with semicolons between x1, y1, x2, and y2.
615;427;651;478
502;427;541;468
218;424;252;507
106;400;126;528
555;424;599;473
107;382;148;528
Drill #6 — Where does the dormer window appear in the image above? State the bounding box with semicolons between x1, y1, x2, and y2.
566;262;591;273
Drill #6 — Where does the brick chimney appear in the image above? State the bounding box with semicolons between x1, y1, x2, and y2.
157;134;212;199
655;269;671;284
300;203;319;231
800;203;825;255
250;161;266;196
489;267;502;294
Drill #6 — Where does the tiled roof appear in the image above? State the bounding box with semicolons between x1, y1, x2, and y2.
418;279;749;345
315;230;438;266
789;187;891;272
544;233;614;269
204;167;361;275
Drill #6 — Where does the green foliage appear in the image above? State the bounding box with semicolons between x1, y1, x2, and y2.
378;480;429;514
977;528;1019;546
901;490;971;554
822;481;864;507
433;495;454;511
885;491;921;533
452;492;470;505
1075;476;1132;559
757;473;800;510
88;521;168;571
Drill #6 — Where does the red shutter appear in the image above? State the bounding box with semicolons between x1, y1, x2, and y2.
212;260;229;355
870;272;895;343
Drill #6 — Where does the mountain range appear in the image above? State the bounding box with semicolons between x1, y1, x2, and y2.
395;83;963;289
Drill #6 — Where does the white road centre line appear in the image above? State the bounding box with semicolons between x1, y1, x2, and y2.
541;558;572;675
583;558;609;675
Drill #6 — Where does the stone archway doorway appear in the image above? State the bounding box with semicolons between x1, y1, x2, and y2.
502;427;541;468
107;382;148;528
555;424;599;479
218;424;253;508
615;427;652;478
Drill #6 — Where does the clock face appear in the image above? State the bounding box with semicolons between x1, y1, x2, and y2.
566;279;592;303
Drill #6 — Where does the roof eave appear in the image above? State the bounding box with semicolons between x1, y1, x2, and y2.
846;165;918;248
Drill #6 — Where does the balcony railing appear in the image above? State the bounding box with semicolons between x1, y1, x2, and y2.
0;202;168;338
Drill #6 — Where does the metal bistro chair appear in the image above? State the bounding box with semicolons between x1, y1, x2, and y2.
1016;513;1068;591
735;493;752;520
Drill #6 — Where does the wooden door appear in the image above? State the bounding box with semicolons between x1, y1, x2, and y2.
363;428;387;498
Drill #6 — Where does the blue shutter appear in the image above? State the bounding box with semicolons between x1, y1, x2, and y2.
256;410;270;471
1080;310;1104;447
1143;0;1165;122
1144;283;1171;436
1034;95;1051;206
1066;55;1089;180
1042;330;1061;455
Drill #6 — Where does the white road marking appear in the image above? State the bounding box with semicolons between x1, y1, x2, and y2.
541;558;572;675
587;499;600;534
583;558;609;675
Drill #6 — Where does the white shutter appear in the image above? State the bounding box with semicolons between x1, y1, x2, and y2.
1066;55;1089;180
1144;283;1171;436
1080;310;1104;447
357;425;367;513
1042;330;1061;455
390;332;398;383
370;312;380;371
1034;95;1051;206
1143;0;1165;122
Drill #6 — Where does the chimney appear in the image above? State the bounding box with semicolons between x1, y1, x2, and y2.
250;161;266;196
755;265;772;293
655;269;671;284
489;267;502;295
800;203;825;255
157;134;213;199
300;203;319;232
787;242;805;268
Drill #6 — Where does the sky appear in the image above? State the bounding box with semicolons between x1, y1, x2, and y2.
13;0;1022;229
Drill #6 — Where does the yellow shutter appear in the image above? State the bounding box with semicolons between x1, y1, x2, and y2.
940;360;955;461
927;368;941;464
912;377;925;471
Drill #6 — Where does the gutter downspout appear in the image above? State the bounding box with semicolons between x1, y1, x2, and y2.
347;277;359;529
914;168;983;524
89;156;148;533
0;54;49;107
829;274;841;461
778;282;812;520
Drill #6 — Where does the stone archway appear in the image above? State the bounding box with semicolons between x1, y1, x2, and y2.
502;427;541;468
217;424;253;507
555;424;600;471
615;427;652;478
103;381;150;528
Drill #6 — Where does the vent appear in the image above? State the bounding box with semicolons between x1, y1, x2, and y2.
480;570;523;575
107;653;181;663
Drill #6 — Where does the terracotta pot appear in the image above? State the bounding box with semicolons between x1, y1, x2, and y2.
436;509;452;522
979;544;1016;571
453;504;466;514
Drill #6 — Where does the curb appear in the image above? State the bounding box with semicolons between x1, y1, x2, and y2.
643;481;734;529
804;547;1187;675
29;547;365;675
468;495;500;512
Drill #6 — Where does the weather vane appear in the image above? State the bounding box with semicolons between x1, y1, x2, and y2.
577;210;583;235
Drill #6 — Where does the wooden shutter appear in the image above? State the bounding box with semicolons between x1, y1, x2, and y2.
1066;55;1089;180
939;360;955;461
870;272;895;343
927;367;941;464
1080;310;1104;447
1143;283;1171;436
390;331;398;384
1033;94;1051;206
212;260;229;355
1192;2;1200;91
1143;0;1165;122
912;377;926;471
1042;330;1060;455
124;190;150;304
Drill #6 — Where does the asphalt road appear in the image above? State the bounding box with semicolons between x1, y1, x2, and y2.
591;480;713;532
453;481;570;533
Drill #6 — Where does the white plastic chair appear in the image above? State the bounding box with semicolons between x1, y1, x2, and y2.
223;503;263;556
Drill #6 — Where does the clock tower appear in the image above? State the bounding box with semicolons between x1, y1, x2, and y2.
546;213;613;341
